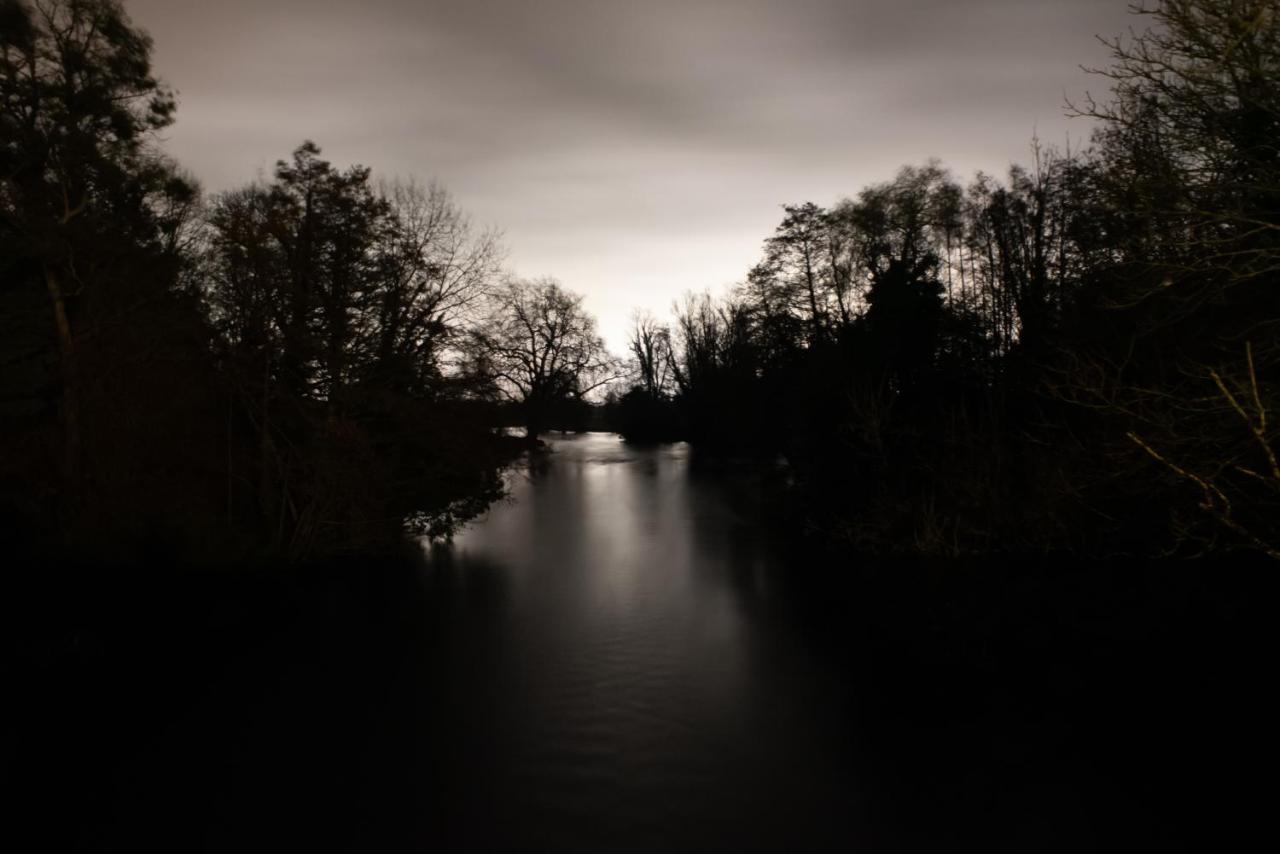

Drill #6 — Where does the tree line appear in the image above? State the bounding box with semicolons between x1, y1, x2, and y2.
0;0;617;562
2;0;1276;562
608;0;1278;559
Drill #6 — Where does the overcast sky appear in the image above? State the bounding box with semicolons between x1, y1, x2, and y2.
126;0;1136;350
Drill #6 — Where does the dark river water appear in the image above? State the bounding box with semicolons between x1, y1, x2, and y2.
10;433;1261;852
423;433;863;851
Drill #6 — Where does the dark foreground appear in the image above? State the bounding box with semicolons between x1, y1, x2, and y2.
3;436;1269;852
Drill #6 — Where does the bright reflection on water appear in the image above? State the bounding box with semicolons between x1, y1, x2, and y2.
422;433;864;852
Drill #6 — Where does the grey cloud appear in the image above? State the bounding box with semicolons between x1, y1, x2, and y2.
126;0;1137;349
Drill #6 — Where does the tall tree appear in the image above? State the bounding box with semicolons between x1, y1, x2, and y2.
1;0;187;482
750;202;836;344
203;143;509;551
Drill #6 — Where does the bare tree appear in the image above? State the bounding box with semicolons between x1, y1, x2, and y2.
372;179;503;391
1071;0;1280;299
1124;345;1278;559
627;311;675;400
670;291;727;395
1065;0;1280;556
472;278;617;438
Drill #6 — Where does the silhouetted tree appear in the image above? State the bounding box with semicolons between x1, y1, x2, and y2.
1;0;181;473
749;202;838;345
202;143;511;555
627;311;675;400
472;278;615;439
1059;0;1280;555
370;179;502;396
612;311;680;442
1;0;219;552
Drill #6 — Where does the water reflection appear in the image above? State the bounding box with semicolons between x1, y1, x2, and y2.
423;433;863;852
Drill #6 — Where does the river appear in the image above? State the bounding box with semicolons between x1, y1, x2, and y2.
420;433;863;851
11;433;1252;852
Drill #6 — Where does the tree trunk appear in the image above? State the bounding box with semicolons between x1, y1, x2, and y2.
803;250;822;340
44;264;81;483
524;393;546;443
259;346;279;540
525;412;543;443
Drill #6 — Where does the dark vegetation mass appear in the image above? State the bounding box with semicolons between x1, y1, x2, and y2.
0;0;526;562
609;0;1279;560
2;0;1277;562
